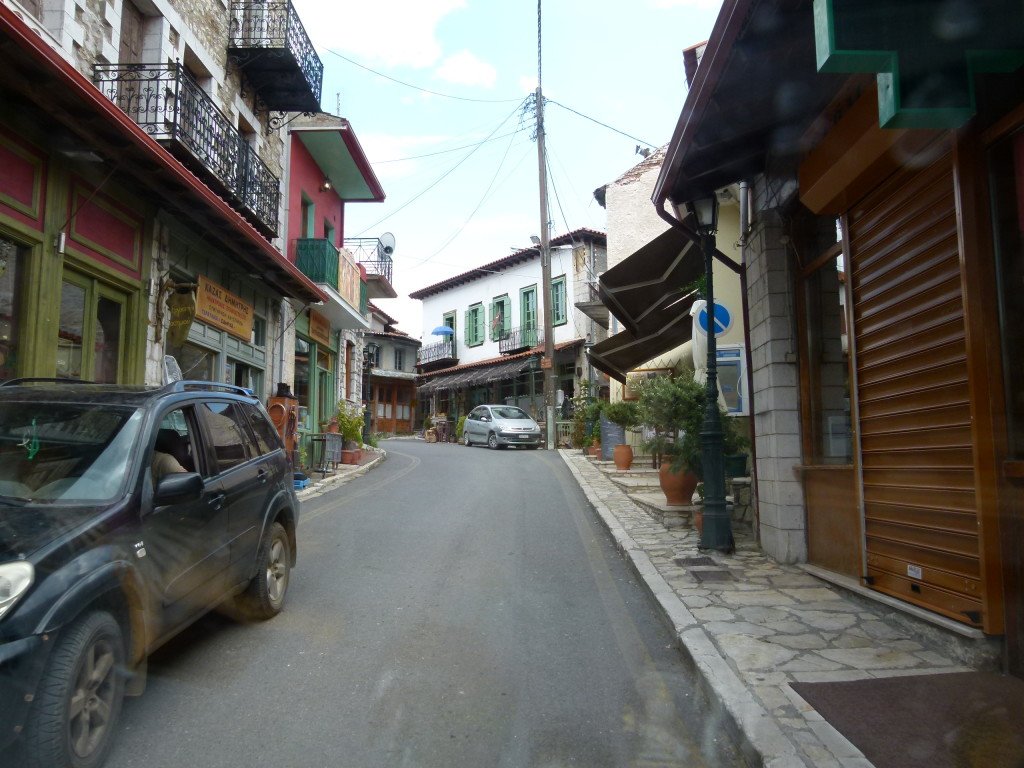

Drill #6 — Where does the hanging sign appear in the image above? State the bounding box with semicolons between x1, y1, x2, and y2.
308;309;331;346
195;275;253;341
165;283;197;349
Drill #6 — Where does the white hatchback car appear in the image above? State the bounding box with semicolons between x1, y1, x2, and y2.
463;405;542;449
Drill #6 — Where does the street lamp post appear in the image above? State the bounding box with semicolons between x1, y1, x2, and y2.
686;195;733;553
362;343;378;443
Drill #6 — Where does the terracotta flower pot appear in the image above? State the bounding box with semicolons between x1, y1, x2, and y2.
613;443;633;470
659;463;699;506
588;444;601;458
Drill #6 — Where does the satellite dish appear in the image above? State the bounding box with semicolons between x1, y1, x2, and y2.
379;232;396;257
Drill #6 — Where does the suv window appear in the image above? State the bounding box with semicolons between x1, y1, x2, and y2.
198;401;255;474
241;402;282;455
153;407;197;481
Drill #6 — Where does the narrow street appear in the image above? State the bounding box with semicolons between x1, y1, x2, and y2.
104;440;747;768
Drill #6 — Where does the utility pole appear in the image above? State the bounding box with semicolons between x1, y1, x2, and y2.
536;0;556;450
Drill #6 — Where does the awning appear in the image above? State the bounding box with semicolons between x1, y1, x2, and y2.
587;294;698;383
418;357;536;394
598;227;701;337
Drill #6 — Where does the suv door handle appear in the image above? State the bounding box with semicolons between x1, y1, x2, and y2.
207;492;225;511
256;468;269;485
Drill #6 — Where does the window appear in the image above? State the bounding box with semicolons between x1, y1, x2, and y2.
198;402;253;474
177;342;215;381
0;236;26;380
56;270;128;384
394;348;405;371
520;286;538;347
465;303;484;346
301;195;315;238
252;316;266;347
241;402;282;455
551;275;567;326
154;408;196;476
490;295;511;341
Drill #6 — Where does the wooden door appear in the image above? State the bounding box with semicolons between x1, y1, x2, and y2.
847;152;984;626
119;1;145;65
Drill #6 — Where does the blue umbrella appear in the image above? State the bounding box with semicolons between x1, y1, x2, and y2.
431;326;455;336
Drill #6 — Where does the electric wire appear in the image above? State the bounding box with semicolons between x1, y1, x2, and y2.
354;97;530;236
324;48;524;103
373;129;527;163
546;98;658;148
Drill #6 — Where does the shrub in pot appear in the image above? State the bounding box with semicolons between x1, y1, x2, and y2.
603;400;640;470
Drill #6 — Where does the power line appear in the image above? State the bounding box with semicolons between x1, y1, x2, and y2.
545;98;658;148
354;98;530;236
374;129;527;163
325;48;524;104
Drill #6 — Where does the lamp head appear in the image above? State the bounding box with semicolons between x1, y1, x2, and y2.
685;194;719;236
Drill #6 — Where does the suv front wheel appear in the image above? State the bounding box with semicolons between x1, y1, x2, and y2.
234;521;291;621
23;610;125;768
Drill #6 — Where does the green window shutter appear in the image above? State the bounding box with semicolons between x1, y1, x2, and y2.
503;298;511;334
552;277;567;325
464;310;470;345
476;307;485;344
488;301;497;341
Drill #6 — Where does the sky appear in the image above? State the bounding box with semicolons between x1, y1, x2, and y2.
295;0;725;337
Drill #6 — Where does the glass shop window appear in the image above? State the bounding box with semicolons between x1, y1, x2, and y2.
0;237;25;381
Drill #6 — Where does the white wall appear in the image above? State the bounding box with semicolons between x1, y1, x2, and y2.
419;247;593;366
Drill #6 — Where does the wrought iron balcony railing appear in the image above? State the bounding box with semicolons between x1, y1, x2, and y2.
295;238;339;291
417;338;457;367
343;237;394;286
499;326;541;354
228;0;323;112
93;63;280;235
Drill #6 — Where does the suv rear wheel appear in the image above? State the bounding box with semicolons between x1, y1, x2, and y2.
234;521;291;621
23;611;125;768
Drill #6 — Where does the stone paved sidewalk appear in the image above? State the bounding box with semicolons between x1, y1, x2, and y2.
296;448;386;502
559;449;984;768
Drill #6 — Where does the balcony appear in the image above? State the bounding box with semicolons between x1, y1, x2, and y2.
343;237;396;299
228;0;323;113
295;239;368;330
499;326;542;355
574;279;610;329
93;63;279;236
416;338;457;372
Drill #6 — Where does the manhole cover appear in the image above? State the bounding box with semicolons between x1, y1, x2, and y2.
692;569;733;583
674;555;717;567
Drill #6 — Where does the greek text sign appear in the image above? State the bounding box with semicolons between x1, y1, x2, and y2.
196;275;253;341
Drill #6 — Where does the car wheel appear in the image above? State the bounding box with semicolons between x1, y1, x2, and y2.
464;431;472;447
487;432;499;450
235;521;291;621
23;611;125;768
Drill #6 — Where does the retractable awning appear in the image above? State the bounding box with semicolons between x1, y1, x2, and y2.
587;294;698;383
598;227;701;337
418;356;536;393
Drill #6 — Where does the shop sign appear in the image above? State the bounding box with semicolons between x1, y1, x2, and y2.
339;248;361;309
196;275;253;341
309;309;331;346
814;0;1024;129
165;283;197;349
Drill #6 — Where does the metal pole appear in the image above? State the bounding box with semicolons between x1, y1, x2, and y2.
699;231;733;552
536;2;555;450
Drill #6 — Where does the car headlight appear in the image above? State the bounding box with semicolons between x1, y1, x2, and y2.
0;562;34;620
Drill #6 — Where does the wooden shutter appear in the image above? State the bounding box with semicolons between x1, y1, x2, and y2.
847;152;983;626
119;1;145;65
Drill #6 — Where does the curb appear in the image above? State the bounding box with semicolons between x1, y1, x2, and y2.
296;450;387;502
559;449;800;768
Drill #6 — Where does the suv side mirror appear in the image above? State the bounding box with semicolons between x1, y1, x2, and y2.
154;472;203;506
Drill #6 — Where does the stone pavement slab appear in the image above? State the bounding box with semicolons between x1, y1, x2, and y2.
558;449;982;768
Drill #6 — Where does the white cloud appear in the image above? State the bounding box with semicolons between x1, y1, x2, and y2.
433;50;497;88
298;0;466;69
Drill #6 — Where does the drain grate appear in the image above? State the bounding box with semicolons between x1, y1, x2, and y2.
691;569;733;583
674;555;717;567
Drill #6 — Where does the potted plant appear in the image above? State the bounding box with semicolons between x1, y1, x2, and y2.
337;402;364;464
603;399;640;470
635;374;706;506
582;399;605;458
456;415;467;445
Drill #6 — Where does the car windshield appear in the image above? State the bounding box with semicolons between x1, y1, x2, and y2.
0;402;144;503
492;406;530;420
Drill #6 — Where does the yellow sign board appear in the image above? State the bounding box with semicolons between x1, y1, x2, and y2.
195;275;253;341
309;309;331;346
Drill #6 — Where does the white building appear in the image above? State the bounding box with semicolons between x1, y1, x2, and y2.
410;229;608;422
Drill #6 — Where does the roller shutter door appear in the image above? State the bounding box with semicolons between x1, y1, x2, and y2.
847;153;982;626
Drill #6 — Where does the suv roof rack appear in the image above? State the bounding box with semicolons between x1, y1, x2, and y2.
0;378;95;387
163;380;256;398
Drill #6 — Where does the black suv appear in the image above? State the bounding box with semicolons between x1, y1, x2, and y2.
0;380;299;768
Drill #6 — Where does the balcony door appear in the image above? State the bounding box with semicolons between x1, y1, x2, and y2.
521;286;537;347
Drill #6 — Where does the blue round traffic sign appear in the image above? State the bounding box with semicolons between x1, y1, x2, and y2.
697;302;733;337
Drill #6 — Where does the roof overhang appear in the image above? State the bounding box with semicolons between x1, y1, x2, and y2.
587;297;697;383
298;289;369;331
292;125;385;202
0;6;328;305
653;0;848;209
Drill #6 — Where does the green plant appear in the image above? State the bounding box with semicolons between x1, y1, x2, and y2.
455;415;466;443
635;375;706;476
336;401;365;444
365;432;380;448
603;400;640;429
297;438;308;469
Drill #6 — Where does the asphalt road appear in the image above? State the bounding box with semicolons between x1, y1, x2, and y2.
104;440;747;768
